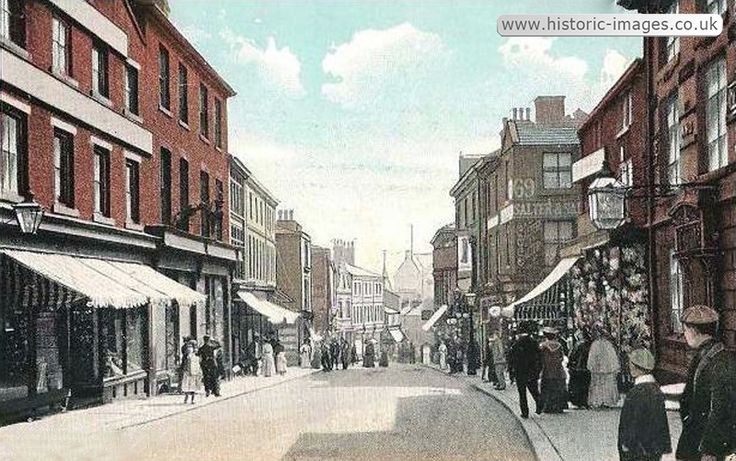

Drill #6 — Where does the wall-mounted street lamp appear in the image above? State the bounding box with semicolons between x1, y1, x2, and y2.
4;193;45;235
587;160;714;231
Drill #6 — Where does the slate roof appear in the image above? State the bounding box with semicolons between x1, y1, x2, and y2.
344;263;381;278
515;124;579;146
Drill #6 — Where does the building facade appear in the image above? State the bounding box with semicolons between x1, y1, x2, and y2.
311;245;336;337
0;0;236;413
431;223;457;308
619;0;736;378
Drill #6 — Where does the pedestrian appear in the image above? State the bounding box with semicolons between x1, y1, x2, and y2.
539;327;568;413
262;336;275;377
379;346;389;367
482;337;496;383
330;339;341;370
676;305;736;461
587;327;620;408
466;339;480;376
197;335;222;397
409;342;416;364
180;341;201;404
341;339;351;370
490;331;507;390
300;339;312;369
321;342;332;372
363;340;376;367
507;334;518;386
617;348;671;461
568;329;592;408
509;322;541;419
350;343;358;365
438;341;448;370
274;338;287;376
311;340;322;369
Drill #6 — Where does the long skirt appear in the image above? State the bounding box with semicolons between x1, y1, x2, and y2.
588;372;619;408
262;353;276;377
439;353;447;370
181;371;202;393
568;368;590;408
276;352;287;375
300;352;311;368
540;378;568;413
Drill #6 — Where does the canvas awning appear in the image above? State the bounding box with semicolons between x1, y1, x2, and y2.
237;291;299;325
1;249;205;309
388;327;405;343
422;304;448;331
506;256;580;314
384;306;400;315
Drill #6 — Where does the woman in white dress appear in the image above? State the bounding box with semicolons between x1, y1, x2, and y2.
262;339;275;377
300;340;312;369
274;339;287;375
438;342;448;370
180;343;201;404
586;330;620;408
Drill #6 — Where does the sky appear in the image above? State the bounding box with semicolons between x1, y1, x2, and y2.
169;0;642;274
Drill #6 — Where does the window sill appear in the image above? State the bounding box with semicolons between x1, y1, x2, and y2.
215;145;223;153
0;190;24;204
615;124;630;139
178;119;190;131
93;213;116;226
123;108;143;124
90;90;113;108
199;133;211;145
50;68;79;89
53;202;80;218
125;221;144;232
159;105;173;118
0;37;29;61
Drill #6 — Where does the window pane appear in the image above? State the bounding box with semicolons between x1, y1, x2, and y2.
543;153;557;168
543;171;558;189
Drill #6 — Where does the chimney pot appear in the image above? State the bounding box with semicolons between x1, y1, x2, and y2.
512;108;518;120
525;107;531;121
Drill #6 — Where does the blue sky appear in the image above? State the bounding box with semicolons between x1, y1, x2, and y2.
170;0;642;273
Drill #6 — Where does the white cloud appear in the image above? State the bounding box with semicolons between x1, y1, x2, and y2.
598;49;631;90
221;30;305;97
321;22;447;109
499;37;589;81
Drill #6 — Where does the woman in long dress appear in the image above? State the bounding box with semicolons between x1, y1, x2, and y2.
262;339;275;377
300;340;312;369
181;343;202;404
587;330;620;408
438;342;448;370
567;331;592;408
539;327;568;413
274;339;287;375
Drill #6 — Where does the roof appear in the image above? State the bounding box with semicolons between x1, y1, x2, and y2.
344;263;381;278
430;223;456;246
514;123;579;146
231;156;279;206
578;58;644;133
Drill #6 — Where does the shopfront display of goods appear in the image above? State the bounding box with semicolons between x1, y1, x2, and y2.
571;244;651;352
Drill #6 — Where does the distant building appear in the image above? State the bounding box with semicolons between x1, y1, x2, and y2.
311;245;336;337
431;223;457;308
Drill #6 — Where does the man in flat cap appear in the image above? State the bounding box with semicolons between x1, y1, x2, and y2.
676;305;736;461
618;348;671;461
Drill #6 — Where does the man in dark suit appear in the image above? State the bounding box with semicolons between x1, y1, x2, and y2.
618;348;671;461
676;305;736;461
509;322;541;418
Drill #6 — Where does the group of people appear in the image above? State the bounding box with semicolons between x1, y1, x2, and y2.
443;304;736;461
238;333;288;378
308;338;353;371
180;334;225;404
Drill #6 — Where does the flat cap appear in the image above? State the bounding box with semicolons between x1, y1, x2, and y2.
680;305;719;325
629;348;655;371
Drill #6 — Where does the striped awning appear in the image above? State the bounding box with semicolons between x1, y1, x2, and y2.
237;291;299;325
1;249;205;309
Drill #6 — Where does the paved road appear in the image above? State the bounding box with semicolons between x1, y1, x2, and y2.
3;364;535;461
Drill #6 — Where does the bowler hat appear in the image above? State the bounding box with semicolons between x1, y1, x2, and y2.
629;348;655;371
680;305;719;325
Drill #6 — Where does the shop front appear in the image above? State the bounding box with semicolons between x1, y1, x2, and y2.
0;249;205;417
235;291;300;365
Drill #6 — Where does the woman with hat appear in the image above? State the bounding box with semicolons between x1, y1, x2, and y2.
587;326;621;408
539;326;568;413
617;348;671;461
180;341;202;404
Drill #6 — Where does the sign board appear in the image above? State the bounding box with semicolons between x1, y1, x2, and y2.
572;147;605;183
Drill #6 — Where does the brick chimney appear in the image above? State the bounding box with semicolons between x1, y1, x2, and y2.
534;96;566;126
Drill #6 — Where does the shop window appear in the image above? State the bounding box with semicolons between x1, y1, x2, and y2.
705;56;727;172
543;152;572;189
52;16;71;76
101;308;145;379
54;128;74;207
670;251;684;334
1;0;25;48
159;45;170;110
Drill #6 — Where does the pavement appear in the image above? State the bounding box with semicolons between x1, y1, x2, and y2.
0;363;536;461
424;363;684;461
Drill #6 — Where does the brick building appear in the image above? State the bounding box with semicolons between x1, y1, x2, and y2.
430;223;457;308
0;0;236;413
618;0;736;378
311;245;336;338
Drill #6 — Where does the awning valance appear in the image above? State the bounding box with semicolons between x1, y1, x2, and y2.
507;256;580;313
237;291;299;325
422;304;448;331
1;249;205;309
384;306;400;315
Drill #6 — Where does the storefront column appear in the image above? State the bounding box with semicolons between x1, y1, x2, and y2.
146;303;156;397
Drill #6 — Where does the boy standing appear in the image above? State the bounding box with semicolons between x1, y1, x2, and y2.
617;348;671;461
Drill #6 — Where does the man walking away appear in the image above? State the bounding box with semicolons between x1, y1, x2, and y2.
618;348;671;461
490;331;507;390
509;322;541;418
197;335;222;397
341;339;351;370
676;305;736;461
